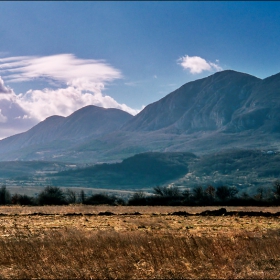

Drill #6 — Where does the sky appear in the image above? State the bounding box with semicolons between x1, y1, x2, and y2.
0;1;280;139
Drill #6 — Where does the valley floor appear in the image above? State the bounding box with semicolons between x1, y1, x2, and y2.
0;205;280;279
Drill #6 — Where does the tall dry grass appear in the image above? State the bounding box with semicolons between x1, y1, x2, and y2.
0;227;280;279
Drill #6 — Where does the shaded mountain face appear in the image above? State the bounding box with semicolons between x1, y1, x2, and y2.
0;105;133;154
122;70;263;133
226;72;280;132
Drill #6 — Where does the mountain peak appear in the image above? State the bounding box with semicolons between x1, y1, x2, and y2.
122;69;261;133
0;105;133;159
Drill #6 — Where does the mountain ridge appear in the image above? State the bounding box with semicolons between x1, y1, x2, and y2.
0;105;133;158
0;70;280;162
121;70;261;133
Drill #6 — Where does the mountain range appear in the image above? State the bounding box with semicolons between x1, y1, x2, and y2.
0;70;280;163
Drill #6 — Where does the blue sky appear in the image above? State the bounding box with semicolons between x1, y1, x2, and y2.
0;1;280;138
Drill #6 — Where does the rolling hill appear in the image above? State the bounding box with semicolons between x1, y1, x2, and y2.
50;152;197;188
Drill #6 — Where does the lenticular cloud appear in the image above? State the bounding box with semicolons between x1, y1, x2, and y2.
0;54;122;85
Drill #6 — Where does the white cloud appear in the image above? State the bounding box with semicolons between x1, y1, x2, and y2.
178;55;223;74
0;94;37;139
0;109;7;123
17;86;138;120
0;76;13;94
0;54;122;85
0;54;140;138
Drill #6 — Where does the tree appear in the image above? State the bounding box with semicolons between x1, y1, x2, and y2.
241;191;250;200
216;186;231;201
192;186;205;202
272;180;280;201
84;193;116;205
205;185;216;201
65;188;77;204
182;188;191;199
128;191;147;206
254;186;265;201
11;193;34;205
153;185;181;197
229;186;239;198
0;185;11;205
79;190;86;204
38;186;66;205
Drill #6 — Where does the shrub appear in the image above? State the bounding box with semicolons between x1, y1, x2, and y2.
11;193;35;205
192;186;205;203
153;185;181;197
84;193;116;205
128;191;147;206
37;186;67;205
64;188;77;204
272;180;280;202
216;186;238;202
0;185;11;205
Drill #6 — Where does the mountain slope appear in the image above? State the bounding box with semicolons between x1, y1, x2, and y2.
0;105;133;159
122;70;280;135
122;70;261;133
226;72;280;132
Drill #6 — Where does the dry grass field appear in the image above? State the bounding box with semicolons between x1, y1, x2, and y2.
0;205;280;279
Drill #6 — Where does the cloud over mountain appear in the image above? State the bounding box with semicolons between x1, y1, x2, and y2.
178;55;222;74
0;76;13;94
0;77;36;138
0;54;139;138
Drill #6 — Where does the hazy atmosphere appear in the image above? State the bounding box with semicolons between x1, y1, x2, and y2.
0;1;280;139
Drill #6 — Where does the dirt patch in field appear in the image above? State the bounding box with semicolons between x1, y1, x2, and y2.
0;205;279;238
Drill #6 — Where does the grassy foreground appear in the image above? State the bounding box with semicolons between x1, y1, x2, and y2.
0;205;280;279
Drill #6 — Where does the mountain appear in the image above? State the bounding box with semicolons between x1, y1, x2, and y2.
226;72;280;133
122;70;268;133
0;70;280;162
122;70;280;135
76;70;280;161
0;105;132;160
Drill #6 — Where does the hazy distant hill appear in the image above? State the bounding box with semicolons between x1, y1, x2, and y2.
0;161;75;179
0;105;132;161
1;150;280;195
50;152;197;188
0;70;280;162
46;149;280;193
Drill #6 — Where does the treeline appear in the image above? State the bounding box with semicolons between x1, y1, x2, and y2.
1;181;280;206
0;186;125;206
129;182;280;206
